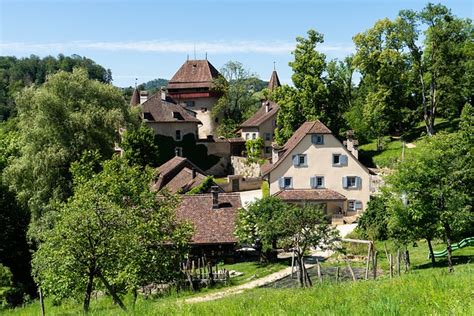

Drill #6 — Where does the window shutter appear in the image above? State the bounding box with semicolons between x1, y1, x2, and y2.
341;155;348;166
320;135;324;144
342;176;348;188
356;176;362;189
303;154;307;166
289;177;293;189
311;134;317;144
355;201;363;210
321;177;325;188
310;177;316;188
292;155;299;166
279;178;284;189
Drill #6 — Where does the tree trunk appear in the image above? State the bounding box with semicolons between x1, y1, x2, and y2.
83;272;94;313
427;238;436;267
97;272;127;311
444;224;454;273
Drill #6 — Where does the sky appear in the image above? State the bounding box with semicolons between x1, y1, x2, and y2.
1;0;473;87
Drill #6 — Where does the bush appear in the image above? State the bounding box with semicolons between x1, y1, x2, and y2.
356;196;390;240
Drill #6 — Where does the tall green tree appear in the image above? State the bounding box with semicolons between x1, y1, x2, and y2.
212;61;261;137
121;123;160;168
32;157;191;312
4;68;129;237
385;104;473;271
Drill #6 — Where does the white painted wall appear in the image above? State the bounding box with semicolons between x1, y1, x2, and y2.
268;134;372;211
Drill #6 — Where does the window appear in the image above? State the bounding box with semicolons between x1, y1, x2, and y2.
310;176;325;188
176;130;182;141
143;112;153;121
311;134;324;145
279;177;293;189
265;133;271;141
185;101;195;107
252;133;256;140
348;200;363;211
272;120;277;127
333;154;348;166
173;112;184;120
264;146;272;154
245;133;250;140
215;117;219;123
292;154;307;167
175;147;183;157
343;176;361;189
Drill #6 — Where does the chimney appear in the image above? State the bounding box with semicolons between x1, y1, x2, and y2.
192;168;197;179
345;130;359;159
265;101;270;113
271;142;283;164
140;91;149;104
161;88;167;101
211;186;219;209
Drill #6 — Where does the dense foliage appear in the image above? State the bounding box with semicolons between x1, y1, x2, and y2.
121;123;160;168
4;68;129;237
33;156;191;312
0;54;112;120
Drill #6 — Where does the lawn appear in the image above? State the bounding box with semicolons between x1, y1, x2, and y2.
8;262;473;315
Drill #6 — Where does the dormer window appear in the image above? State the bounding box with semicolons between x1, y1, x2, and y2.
172;112;184;120
143;112;153;121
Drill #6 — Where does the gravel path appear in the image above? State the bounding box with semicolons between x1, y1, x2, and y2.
184;224;356;304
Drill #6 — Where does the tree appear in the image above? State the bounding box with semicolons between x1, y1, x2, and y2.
245;137;264;162
4;68;129;237
121;123;160;168
236;197;339;285
274;30;329;145
212;61;262;137
399;4;472;135
353;18;418;147
32;156;191;312
235;196;288;255
276;204;339;287
385;105;473;271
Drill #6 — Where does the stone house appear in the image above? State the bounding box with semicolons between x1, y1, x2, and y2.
262;120;376;216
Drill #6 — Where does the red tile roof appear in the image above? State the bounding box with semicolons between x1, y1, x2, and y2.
268;70;281;91
262;121;332;175
240;101;279;128
167;60;221;90
152;157;205;191
175;193;241;245
141;93;201;124
273;189;347;201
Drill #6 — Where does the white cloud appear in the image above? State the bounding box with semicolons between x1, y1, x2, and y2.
0;40;354;55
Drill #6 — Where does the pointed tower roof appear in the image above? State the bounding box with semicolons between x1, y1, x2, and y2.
268;70;281;91
167;60;221;90
130;88;140;106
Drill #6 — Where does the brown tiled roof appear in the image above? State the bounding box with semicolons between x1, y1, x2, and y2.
152;156;205;191
268;70;281;91
130;88;140;106
142;93;201;124
175;193;241;244
240;101;279;128
162;167;207;193
273;189;347;201
167;60;221;90
262;121;332;175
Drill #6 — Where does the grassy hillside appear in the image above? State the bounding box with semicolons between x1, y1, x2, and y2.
358;119;460;169
8;262;472;315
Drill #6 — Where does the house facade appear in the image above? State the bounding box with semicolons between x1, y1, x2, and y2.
240;70;281;157
141;92;201;141
167;59;223;139
262;121;374;216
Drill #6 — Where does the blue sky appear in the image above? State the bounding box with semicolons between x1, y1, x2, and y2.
1;0;472;87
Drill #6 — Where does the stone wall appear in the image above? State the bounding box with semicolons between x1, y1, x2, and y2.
231;156;261;178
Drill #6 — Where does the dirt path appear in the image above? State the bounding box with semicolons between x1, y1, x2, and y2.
184;224;355;303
